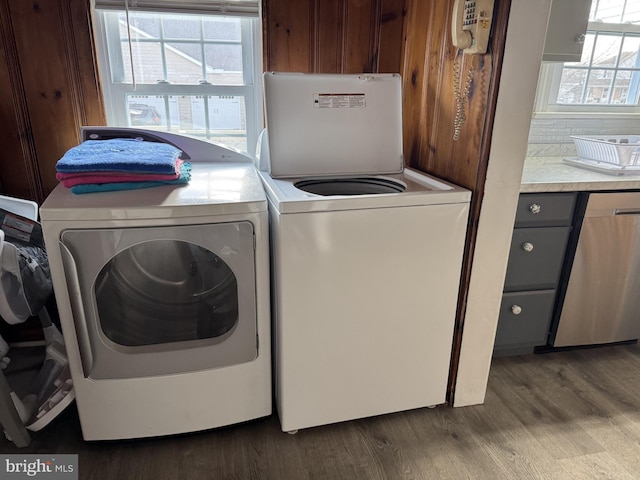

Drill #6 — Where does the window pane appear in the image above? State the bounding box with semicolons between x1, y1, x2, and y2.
592;0;626;22
209;95;244;130
592;33;622;67
622;0;640;23
585;69;615;103
591;0;640;24
612;71;632;102
205;44;244;84
578;33;596;66
209;95;246;151
122;12;160;38
165;42;204;84
557;68;588;103
620;34;640;67
162;15;201;40
169;95;206;133
127;96;166;128
203;18;241;41
122;40;164;84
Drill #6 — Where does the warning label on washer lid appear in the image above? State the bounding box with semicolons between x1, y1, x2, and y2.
313;93;366;108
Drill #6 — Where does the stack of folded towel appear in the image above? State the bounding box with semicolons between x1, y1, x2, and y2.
55;138;192;194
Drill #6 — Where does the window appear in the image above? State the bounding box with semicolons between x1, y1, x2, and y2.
93;2;261;154
538;0;640;113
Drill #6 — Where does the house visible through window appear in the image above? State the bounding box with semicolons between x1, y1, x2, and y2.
541;0;640;112
93;3;261;154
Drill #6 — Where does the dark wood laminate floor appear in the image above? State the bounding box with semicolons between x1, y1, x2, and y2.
2;343;640;479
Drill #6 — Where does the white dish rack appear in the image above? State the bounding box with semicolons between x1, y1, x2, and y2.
572;135;640;166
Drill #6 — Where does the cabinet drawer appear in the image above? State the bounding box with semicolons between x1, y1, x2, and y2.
494;290;556;348
504;226;571;291
515;193;577;227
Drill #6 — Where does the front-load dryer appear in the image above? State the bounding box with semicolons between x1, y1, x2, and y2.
258;72;471;433
40;127;271;440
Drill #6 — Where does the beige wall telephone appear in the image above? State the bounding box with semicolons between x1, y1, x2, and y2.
451;0;495;54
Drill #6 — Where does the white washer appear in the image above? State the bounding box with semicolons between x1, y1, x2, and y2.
259;72;471;433
40;127;271;441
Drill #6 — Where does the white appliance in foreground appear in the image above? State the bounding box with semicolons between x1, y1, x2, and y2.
40;128;271;441
258;72;471;433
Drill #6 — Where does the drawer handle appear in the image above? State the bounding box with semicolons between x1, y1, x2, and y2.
511;305;522;315
521;242;534;252
528;203;541;214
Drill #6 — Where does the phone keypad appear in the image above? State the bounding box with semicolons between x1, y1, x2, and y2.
463;0;477;29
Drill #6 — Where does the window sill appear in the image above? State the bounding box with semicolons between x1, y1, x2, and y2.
532;111;640;120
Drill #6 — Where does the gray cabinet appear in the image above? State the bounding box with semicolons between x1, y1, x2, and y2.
494;193;577;356
504;227;571;291
543;0;591;62
495;291;556;348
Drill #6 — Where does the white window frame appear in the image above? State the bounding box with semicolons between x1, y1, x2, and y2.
93;7;263;153
535;20;640;117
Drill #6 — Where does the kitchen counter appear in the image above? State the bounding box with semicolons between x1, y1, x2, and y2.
521;157;640;192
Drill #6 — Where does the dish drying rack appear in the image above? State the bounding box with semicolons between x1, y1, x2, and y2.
564;135;640;175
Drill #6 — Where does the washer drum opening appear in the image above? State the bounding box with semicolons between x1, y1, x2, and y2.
294;177;406;196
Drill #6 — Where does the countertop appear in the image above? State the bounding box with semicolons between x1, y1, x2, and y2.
520;157;640;192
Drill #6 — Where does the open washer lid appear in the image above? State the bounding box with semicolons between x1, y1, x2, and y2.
263;72;404;179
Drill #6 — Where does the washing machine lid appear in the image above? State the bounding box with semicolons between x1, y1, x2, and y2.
263;72;404;178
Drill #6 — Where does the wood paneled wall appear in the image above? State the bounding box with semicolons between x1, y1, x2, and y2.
0;0;104;204
402;0;510;191
263;0;406;74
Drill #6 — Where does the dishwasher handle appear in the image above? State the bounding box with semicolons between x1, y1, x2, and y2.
585;192;640;217
614;209;640;216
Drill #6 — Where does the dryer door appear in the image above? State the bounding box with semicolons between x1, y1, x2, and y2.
59;222;257;379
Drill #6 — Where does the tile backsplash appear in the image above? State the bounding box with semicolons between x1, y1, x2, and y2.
527;116;640;157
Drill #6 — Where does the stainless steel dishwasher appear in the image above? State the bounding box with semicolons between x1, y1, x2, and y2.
552;191;640;347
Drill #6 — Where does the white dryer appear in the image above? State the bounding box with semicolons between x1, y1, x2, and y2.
258;72;471;433
40;127;271;440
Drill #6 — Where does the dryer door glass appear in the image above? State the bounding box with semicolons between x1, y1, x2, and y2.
60;221;257;379
95;239;238;347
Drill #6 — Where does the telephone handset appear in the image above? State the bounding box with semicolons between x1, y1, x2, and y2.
451;0;495;55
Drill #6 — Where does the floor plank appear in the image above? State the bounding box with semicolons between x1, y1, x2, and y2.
2;343;640;479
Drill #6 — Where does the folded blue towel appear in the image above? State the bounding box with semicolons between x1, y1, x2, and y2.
56;139;182;174
70;162;192;194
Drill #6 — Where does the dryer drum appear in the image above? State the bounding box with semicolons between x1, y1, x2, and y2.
294;177;406;196
94;240;239;347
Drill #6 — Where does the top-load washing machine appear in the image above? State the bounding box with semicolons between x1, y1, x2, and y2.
40;127;271;440
258;72;472;433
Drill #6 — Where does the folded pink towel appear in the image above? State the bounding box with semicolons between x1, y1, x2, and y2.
57;160;183;187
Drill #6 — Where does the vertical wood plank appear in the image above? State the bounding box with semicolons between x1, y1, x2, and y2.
314;0;342;73
343;0;375;73
2;0;105;201
401;0;432;171
9;0;81;199
0;0;40;201
378;0;406;74
263;0;313;72
67;0;106;129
